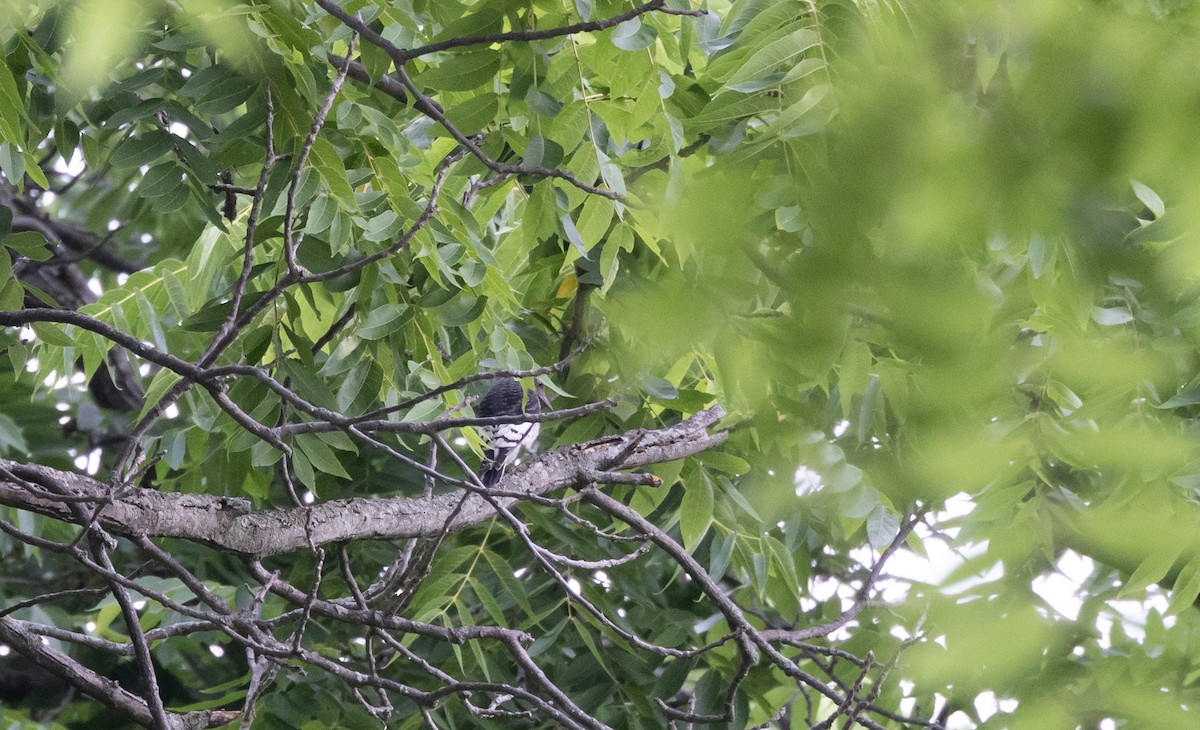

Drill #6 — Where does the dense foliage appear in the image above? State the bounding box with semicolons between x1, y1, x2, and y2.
0;0;1198;728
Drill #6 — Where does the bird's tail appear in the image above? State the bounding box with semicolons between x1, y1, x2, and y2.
480;452;503;487
480;465;502;487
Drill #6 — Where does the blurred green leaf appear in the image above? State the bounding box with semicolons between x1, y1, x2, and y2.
866;506;899;549
61;0;148;99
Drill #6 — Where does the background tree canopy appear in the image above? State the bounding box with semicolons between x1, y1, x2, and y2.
0;0;1198;728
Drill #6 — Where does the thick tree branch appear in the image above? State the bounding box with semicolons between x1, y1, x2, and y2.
0;406;726;556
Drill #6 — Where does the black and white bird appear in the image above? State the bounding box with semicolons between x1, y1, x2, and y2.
477;377;548;487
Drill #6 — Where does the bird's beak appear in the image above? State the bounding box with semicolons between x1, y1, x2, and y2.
535;382;552;409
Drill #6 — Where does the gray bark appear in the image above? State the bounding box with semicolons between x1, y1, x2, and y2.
0;406;727;556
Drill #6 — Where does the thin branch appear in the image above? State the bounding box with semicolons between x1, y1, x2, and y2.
359;335;595;421
0;585;109;619
90;536;171;730
314;0;623;200
284;31;357;275
396;0;705;62
326;53;442;115
762;514;920;644
223;86;277;336
296;143;466;285
275;398;616;438
0;617;237;729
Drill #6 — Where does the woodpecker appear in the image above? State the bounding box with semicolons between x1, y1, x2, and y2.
477;378;547;487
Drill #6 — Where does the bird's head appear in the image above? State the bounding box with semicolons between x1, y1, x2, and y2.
527;380;551;413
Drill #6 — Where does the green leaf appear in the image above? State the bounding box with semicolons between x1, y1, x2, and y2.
572;619;615;680
775;205;803;232
417;50;501;91
823;459;863;494
304;195;336;235
524;135;564;169
93;599;125;639
725;28;820;89
138;162;186;200
0;280;23;311
1167;552;1200;616
639;375;678;400
723;481;763;523
309;138;357;207
4;230;52;260
1131;179;1165;219
443;93;499;136
526;86;563;117
612;19;657;51
362;210;403;242
699;451;750;475
137;369;183;422
0;143;24;187
680;475;714;550
839;340;872;406
1092;307;1133;326
336;362;382;417
469;577;507;626
781;56;827;84
760;83;832;136
437;294;486;327
31;323;74;346
194;76;256;115
708;529;736;579
528;618;569;658
357;303;411;340
0;55;24;146
576;195;614;248
174;137;218;187
1120;544;1183;598
1028;233;1052;279
559;214;589;258
13;150;44;189
297;434;350;479
483;551;533;615
0;412;28;454
1157;387;1200;409
689;91;776;131
290;448;316;490
110;131;175;168
280;359;337;411
866;506;900;549
182;291;268;331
